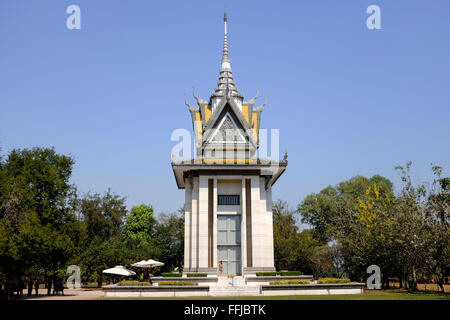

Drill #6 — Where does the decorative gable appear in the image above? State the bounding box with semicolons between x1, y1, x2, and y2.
210;113;246;143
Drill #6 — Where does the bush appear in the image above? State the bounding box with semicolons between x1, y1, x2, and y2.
158;281;197;286
256;272;277;277
269;280;310;285
256;271;303;277
83;282;102;288
117;280;150;286
186;273;207;277
279;271;302;276
161;273;182;277
317;278;350;284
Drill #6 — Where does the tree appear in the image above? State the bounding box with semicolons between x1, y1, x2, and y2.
152;210;184;273
295;229;325;275
272;200;325;273
423;165;450;292
273;200;300;271
123;204;156;246
0;147;81;291
77;190;127;286
0;147;74;225
310;245;336;278
298;175;393;242
320;162;449;290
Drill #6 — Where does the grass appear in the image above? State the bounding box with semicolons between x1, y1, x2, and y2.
102;289;450;300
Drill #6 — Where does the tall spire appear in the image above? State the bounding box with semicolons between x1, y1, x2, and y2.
211;13;243;100
221;12;230;71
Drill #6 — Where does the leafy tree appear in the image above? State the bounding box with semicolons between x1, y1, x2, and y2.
0;147;74;225
123;204;156;246
153;210;184;273
273;200;325;273
322;162;449;290
273;200;300;270
295;229;325;275
298;175;394;242
392;162;446;289
0;147;81;289
80;190;126;241
77;190;127;286
422;164;450;292
310;245;336;277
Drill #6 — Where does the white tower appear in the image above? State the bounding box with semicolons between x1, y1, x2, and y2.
172;14;287;276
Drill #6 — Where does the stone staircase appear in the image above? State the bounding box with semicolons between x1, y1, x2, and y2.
208;277;261;297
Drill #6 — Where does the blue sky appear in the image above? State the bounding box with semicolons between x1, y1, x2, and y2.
1;0;449;217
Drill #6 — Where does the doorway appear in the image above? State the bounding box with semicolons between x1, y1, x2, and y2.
217;215;241;276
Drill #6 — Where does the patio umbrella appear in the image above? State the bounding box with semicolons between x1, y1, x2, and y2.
131;259;164;283
131;259;164;268
102;266;136;276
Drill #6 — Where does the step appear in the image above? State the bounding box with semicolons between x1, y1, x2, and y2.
215;277;246;287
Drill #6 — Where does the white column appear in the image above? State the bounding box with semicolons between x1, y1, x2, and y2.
213;177;218;268
250;176;261;267
191;177;199;270
254;176;275;269
198;176;209;268
184;180;192;270
265;183;275;269
241;178;247;270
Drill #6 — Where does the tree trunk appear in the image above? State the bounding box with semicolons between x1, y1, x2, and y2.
97;273;103;288
412;265;417;290
437;275;445;293
45;270;51;295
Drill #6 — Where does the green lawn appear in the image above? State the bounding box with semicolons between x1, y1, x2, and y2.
103;289;449;300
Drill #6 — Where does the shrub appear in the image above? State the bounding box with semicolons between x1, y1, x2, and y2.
158;281;197;286
317;278;350;284
256;271;303;277
161;273;182;277
269;280;310;285
83;282;102;288
186;273;207;277
279;271;302;276
117;280;150;286
256;272;277;277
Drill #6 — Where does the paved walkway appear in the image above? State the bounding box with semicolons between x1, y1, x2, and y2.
18;288;104;300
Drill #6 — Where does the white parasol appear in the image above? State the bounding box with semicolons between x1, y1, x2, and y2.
102;265;136;276
131;259;164;268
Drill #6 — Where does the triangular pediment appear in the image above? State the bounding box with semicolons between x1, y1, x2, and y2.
202;100;257;150
209;113;246;143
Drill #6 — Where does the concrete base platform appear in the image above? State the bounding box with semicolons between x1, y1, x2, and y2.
103;278;366;298
103;285;209;298
261;283;365;296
